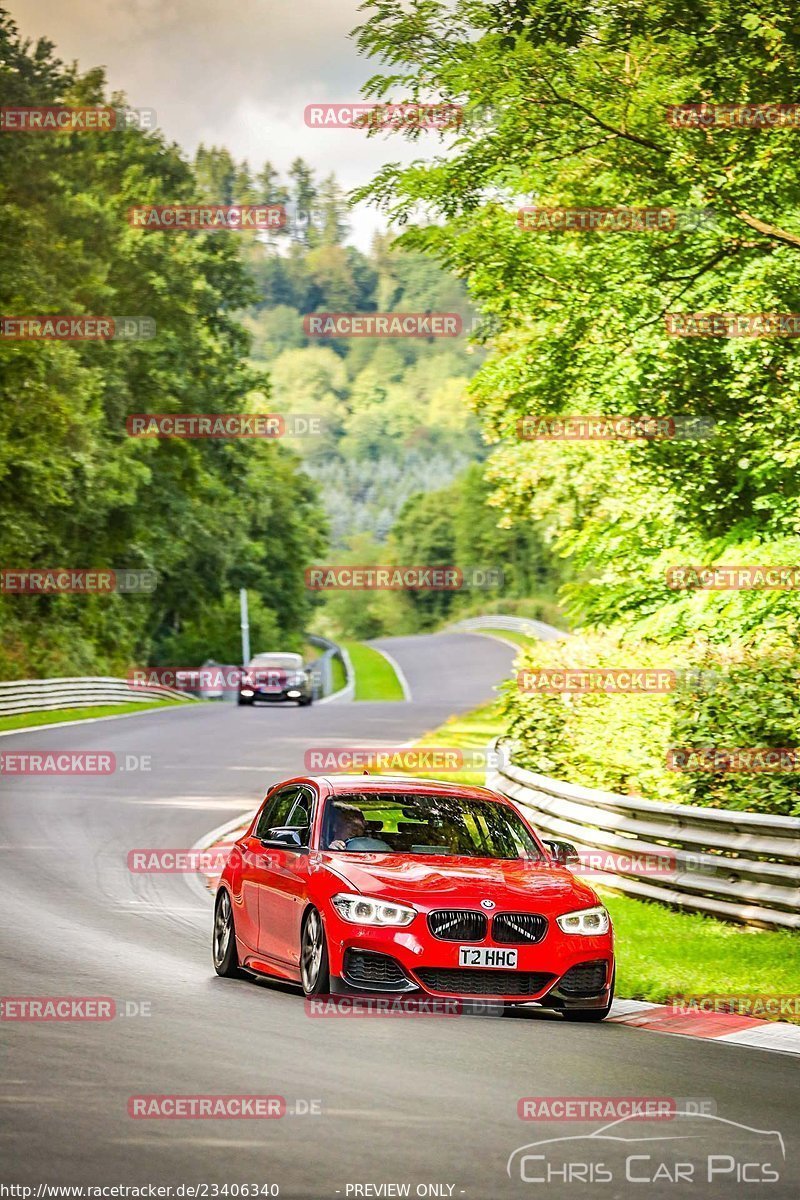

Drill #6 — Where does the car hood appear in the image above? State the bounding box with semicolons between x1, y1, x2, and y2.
322;853;599;914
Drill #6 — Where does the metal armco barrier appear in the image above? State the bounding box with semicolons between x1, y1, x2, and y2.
487;744;800;930
448;614;565;642
0;676;194;717
306;634;354;702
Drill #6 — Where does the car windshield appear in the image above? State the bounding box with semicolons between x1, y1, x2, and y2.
249;655;301;670
322;792;543;860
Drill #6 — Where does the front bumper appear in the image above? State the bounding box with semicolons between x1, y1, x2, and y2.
324;912;613;1007
240;686;310;703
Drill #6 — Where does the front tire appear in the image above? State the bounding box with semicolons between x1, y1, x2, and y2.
300;908;330;996
213;890;245;978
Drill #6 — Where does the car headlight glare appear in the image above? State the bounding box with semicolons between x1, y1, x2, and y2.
332;892;416;927
556;905;610;935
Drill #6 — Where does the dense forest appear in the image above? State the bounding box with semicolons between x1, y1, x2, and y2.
0;11;558;677
193;144;486;544
191;146;562;629
0;12;326;676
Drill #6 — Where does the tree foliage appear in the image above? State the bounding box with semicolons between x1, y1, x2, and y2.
0;11;325;676
353;0;800;603
204;149;488;545
352;0;800;810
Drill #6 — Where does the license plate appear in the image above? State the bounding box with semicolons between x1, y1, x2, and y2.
458;946;518;969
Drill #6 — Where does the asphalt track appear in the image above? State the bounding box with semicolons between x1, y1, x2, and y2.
0;633;797;1199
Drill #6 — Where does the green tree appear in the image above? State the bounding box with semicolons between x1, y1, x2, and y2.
353;0;800;633
0;10;326;677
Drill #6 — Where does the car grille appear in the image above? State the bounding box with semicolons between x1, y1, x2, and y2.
492;912;548;944
427;909;487;942
416;968;555;997
558;960;608;996
343;949;409;988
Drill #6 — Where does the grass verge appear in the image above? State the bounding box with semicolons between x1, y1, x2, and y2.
329;654;347;694
601;889;800;1022
342;641;405;701
410;700;504;786
0;698;192;733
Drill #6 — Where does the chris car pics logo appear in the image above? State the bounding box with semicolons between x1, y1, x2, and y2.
507;1112;785;1185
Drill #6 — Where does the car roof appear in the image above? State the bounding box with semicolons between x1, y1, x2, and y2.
309;774;506;802
249;652;302;663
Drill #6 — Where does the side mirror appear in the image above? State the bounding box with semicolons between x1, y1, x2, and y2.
261;827;308;851
543;838;581;867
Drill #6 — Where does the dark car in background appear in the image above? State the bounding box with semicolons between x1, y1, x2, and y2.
238;652;314;707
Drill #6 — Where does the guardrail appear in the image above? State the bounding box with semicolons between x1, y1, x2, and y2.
0;676;195;717
448;614;565;643
487;744;800;930
306;635;354;703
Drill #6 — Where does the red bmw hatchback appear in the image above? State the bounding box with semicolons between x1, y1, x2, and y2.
213;775;615;1020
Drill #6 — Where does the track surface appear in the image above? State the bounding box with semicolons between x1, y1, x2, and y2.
1;633;797;1198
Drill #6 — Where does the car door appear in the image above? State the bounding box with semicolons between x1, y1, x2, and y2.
256;785;315;968
238;785;302;957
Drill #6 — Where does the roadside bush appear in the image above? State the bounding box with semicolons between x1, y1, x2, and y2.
499;631;800;816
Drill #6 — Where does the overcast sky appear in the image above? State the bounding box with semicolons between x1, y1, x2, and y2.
10;0;445;249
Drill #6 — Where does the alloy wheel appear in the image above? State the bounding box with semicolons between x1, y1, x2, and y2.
213;891;232;967
301;910;323;991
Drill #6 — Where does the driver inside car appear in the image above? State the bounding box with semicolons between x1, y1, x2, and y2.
326;802;392;852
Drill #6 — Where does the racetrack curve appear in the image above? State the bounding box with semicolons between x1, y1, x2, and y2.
0;632;797;1199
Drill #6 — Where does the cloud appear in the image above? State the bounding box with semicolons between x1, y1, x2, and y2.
12;0;450;248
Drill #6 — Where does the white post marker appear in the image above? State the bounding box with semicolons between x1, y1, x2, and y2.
239;587;250;666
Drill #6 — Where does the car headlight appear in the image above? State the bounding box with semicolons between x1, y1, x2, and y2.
556;905;610;935
332;892;416;927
